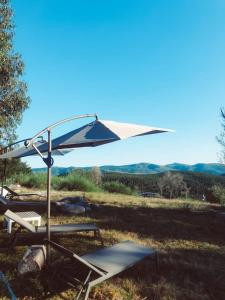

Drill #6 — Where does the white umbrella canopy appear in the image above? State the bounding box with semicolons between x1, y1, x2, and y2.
0;139;71;159
0;119;172;159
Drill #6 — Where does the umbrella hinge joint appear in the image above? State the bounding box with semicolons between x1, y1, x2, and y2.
42;156;54;167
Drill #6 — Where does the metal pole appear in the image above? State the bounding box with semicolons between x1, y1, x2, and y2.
47;129;52;261
1;160;7;195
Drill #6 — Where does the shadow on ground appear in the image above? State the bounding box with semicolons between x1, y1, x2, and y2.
91;204;225;246
0;203;225;299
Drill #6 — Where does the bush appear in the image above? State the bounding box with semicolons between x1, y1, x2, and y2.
15;173;47;189
52;172;100;192
103;181;134;195
211;185;225;205
14;170;100;192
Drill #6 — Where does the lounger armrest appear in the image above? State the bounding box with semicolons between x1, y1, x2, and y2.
4;209;36;233
45;239;75;259
45;239;105;276
3;186;17;196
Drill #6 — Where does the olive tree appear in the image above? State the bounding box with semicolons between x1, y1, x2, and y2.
157;172;188;199
90;166;102;186
217;108;225;163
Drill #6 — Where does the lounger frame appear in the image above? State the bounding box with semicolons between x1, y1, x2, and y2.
3;185;46;200
0;194;46;208
47;239;158;300
3;210;103;248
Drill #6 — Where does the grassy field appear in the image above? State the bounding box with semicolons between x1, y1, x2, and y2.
0;190;225;299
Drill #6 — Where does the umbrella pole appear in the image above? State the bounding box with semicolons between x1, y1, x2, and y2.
1;159;7;195
46;129;52;262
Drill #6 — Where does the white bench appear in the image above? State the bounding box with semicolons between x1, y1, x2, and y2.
4;211;42;233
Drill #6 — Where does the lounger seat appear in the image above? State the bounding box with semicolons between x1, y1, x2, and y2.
36;223;100;233
82;240;155;274
47;239;158;300
3;210;103;247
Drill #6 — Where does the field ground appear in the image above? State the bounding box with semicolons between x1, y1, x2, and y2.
0;190;225;300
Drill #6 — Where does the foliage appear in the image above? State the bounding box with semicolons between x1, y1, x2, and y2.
11;169;225;201
15;172;46;189
103;181;134;195
217;108;225;163
211;185;225;205
102;172;159;192
0;0;30;181
90;166;102;186
0;159;31;185
103;171;225;201
52;172;100;192
157;172;188;199
15;171;100;192
0;0;30;145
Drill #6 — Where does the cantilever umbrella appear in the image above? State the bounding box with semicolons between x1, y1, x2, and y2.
0;114;173;256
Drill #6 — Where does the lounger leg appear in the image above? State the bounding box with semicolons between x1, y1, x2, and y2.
8;227;21;248
155;252;159;272
76;271;92;300
83;285;91;300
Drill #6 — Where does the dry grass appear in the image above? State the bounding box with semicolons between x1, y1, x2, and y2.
0;190;225;299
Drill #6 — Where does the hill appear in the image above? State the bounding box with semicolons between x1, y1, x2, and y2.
32;162;225;176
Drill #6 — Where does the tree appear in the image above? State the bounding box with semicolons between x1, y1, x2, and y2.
211;185;225;205
157;172;188;199
90;166;102;186
0;158;31;184
0;0;30;146
0;0;30;180
217;108;225;163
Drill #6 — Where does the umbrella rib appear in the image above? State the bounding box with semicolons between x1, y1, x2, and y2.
25;114;98;147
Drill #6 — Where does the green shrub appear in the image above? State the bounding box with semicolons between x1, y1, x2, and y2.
103;181;134;195
211;185;225;205
52;172;100;192
15;173;47;189
14;171;100;192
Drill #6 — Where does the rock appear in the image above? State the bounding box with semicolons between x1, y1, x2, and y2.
55;196;92;214
60;204;86;214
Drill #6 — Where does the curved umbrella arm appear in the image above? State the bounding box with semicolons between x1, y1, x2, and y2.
0;136;45;155
0;138;31;154
25;114;98;147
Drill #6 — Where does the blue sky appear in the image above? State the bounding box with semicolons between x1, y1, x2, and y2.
11;0;225;168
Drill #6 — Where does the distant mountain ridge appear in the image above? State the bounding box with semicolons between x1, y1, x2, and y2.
32;162;225;176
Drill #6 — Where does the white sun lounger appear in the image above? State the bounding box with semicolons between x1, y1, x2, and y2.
3;210;103;247
47;239;158;300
